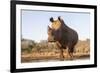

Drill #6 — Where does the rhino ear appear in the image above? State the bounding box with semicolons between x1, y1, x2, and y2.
58;16;62;21
50;17;54;22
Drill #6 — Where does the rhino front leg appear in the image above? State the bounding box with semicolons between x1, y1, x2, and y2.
60;49;64;61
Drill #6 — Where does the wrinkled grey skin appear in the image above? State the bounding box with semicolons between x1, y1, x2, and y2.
47;16;78;60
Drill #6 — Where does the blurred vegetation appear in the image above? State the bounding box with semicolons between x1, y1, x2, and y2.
21;38;90;54
21;39;59;53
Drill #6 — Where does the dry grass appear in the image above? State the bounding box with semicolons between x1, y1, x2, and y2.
21;39;90;63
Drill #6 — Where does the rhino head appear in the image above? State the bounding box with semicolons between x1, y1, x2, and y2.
47;16;62;42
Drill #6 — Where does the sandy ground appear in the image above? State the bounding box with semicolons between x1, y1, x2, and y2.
21;52;90;63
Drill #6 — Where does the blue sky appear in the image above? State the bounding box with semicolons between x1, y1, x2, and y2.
21;10;90;42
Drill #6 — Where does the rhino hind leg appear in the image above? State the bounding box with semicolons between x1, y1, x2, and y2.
68;52;73;60
68;47;74;60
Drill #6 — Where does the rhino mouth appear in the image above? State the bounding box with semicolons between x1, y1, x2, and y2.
48;36;56;42
48;39;56;42
48;42;56;45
